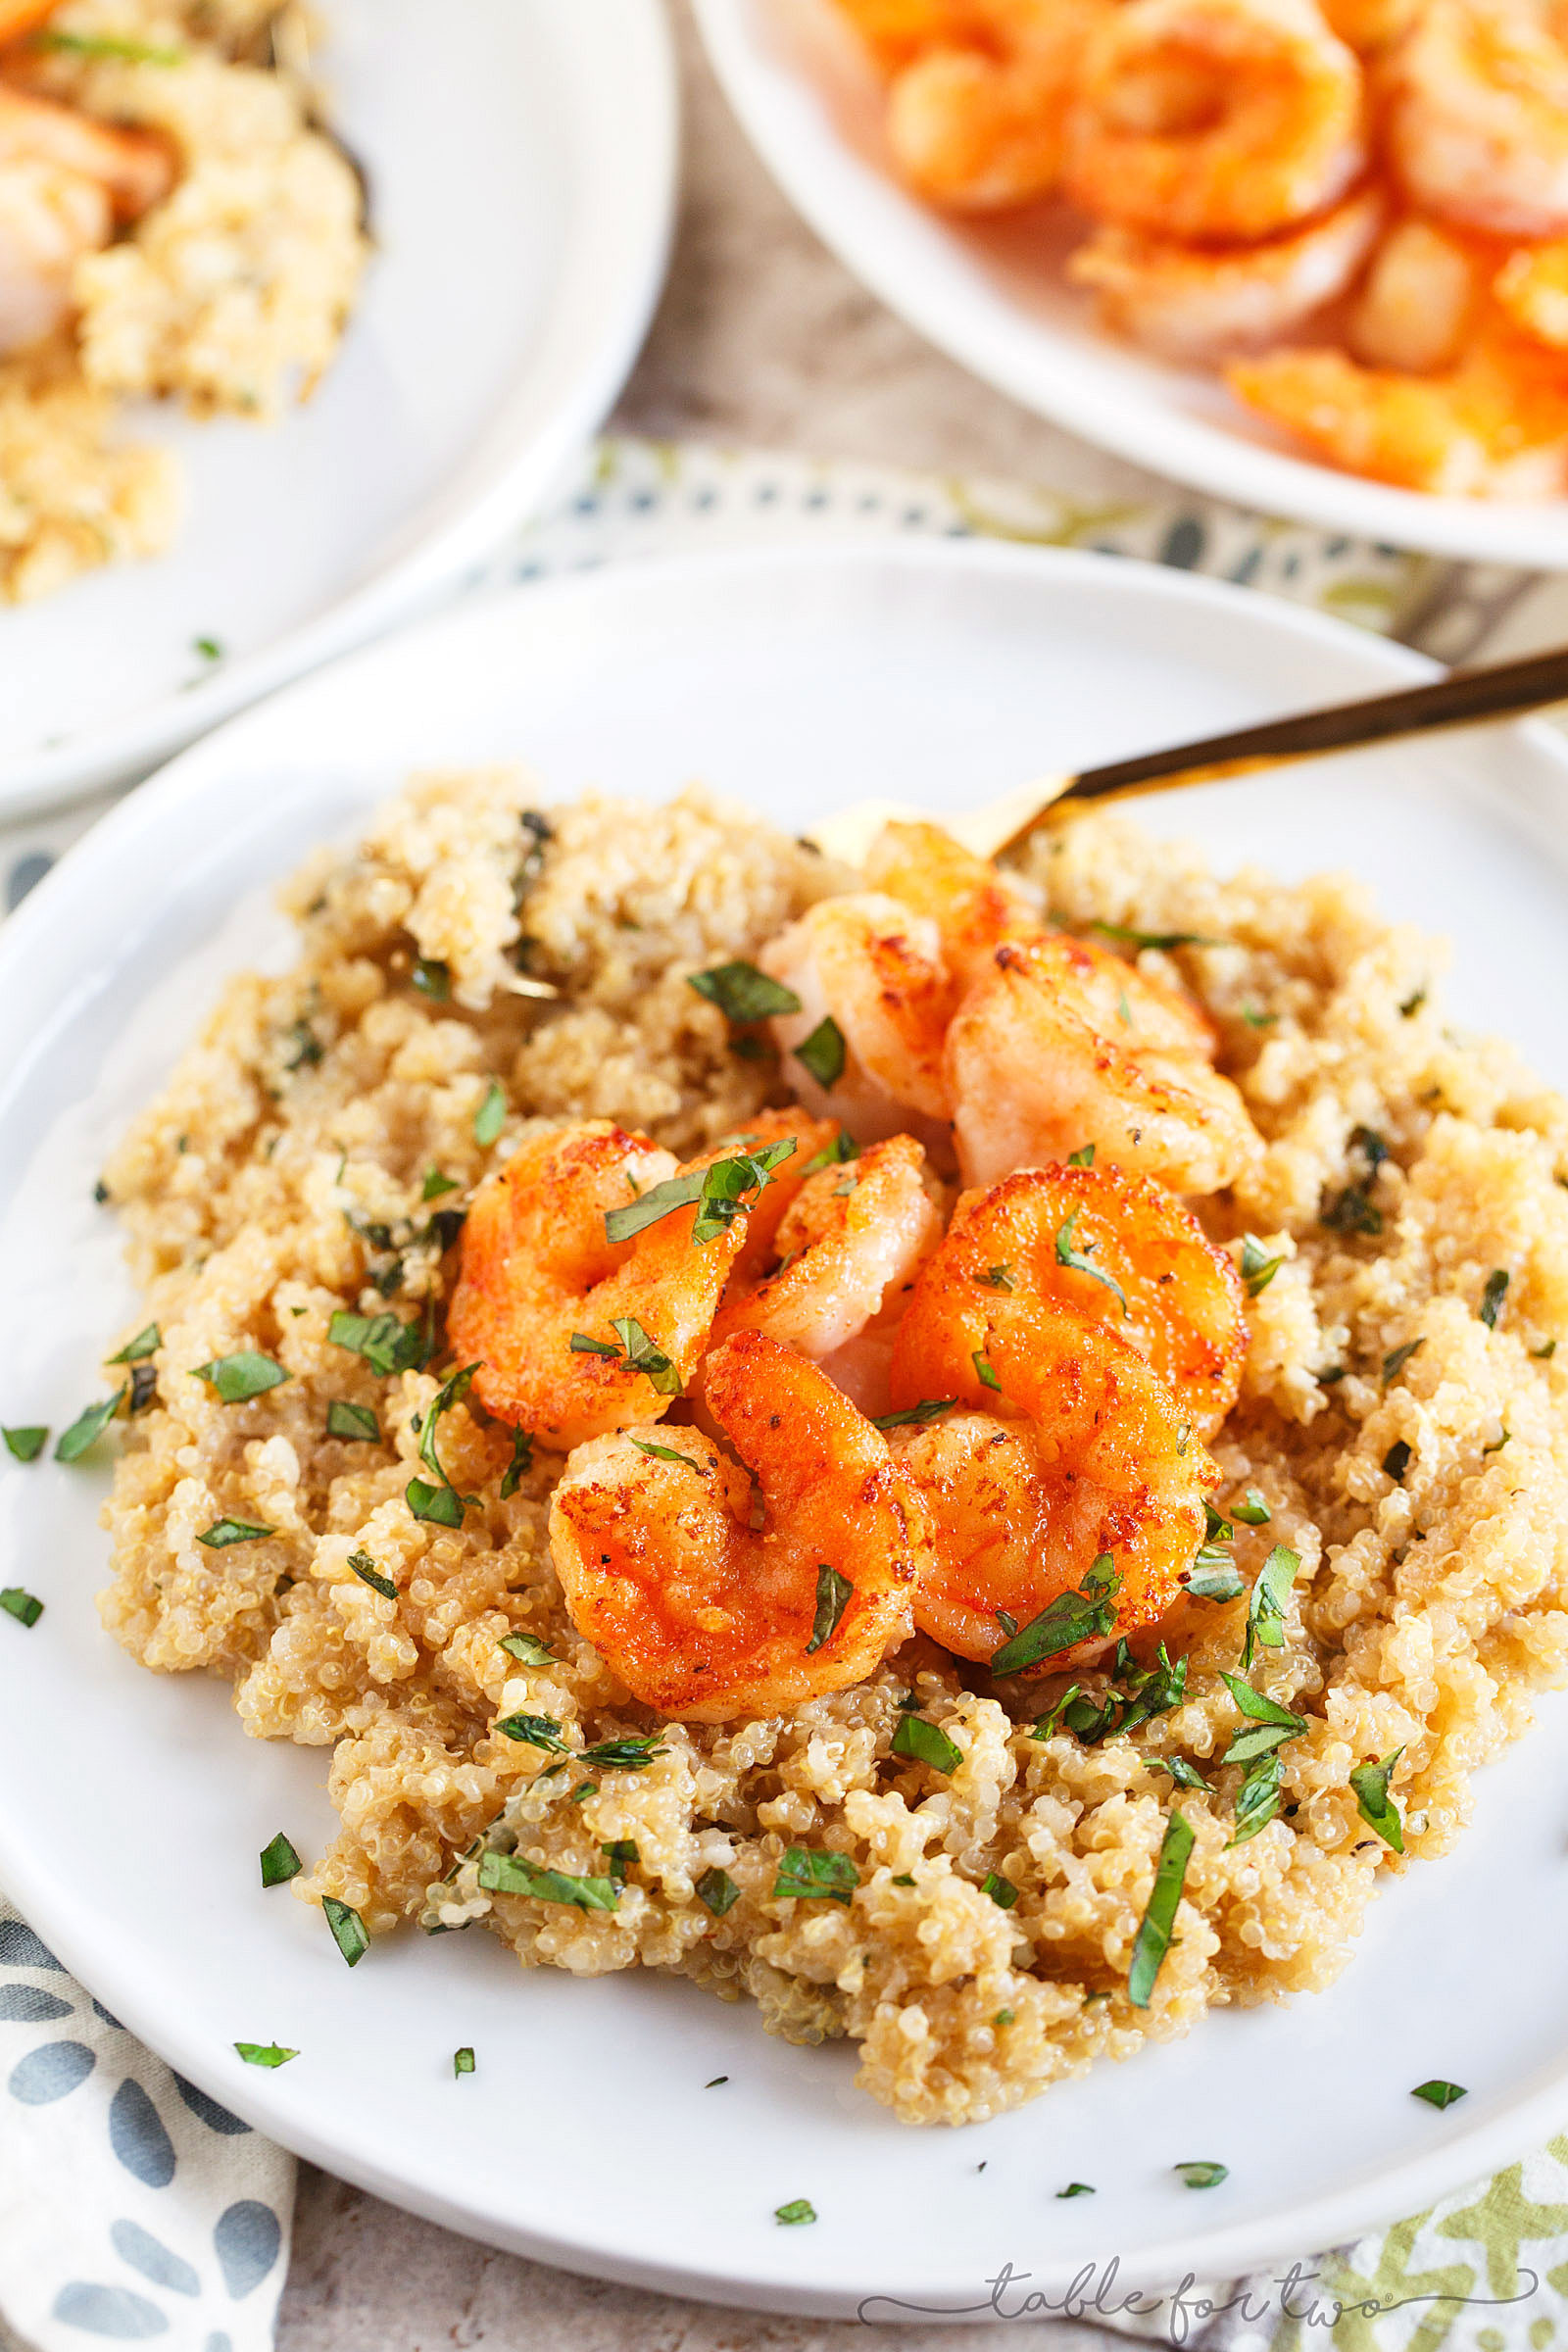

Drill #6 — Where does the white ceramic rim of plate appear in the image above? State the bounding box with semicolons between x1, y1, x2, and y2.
695;0;1568;569
7;538;1568;2311
0;0;678;822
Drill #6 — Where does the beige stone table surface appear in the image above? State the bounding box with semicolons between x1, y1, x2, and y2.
271;3;1567;2343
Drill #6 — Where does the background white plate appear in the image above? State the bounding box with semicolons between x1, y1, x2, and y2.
4;542;1568;2319
0;0;676;817
696;0;1568;570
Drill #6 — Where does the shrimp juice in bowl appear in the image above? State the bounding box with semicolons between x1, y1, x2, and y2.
88;764;1568;2127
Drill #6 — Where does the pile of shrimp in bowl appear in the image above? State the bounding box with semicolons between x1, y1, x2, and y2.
92;771;1568;2123
825;0;1568;497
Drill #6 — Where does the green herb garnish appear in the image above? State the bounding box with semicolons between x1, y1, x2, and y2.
1350;1747;1405;1853
260;1833;303;1887
234;2042;296;2068
1218;1673;1305;1766
193;1350;289;1403
892;1714;962;1774
37;27;184;62
198;1518;274;1548
107;1323;160;1364
473;1082;507;1147
421;1168;461;1200
1153;1756;1209;1791
495;1712;568;1752
1127;1808;1194;2007
774;2200;816;2226
1383;1338;1426;1387
979;1264;1015;1291
1383;1439;1412;1482
1479;1269;1509;1329
454;2046;475;2077
1412;2080;1466;2110
412;958;450;1002
802;1130;860;1175
569;1332;619;1357
773;1847;858;1904
629;1436;705;1470
499;1630;554;1667
697;1867;740;1917
348;1550;397;1599
687;961;802;1022
2;1426;48;1462
1229;1751;1285;1846
322;1897;368;1967
1057;2182;1097;2198
477;1850;619;1911
991;1555;1121;1676
54;1389;126;1461
407;1478;464;1527
1175;2161;1228;2188
1240;1236;1285;1298
795;1016;846;1089
500;1426;534;1499
1068;1144;1096;1167
1232;1488;1271;1526
1;1588;42;1627
612;1316;680;1396
602;1839;639;1884
1090;921;1219;951
327;1309;428;1377
972;1350;1001;1393
1055;1209;1127;1312
605;1137;796;1248
981;1871;1018;1910
577;1735;667;1771
327;1399;379;1443
806;1564;853;1655
872;1397;955;1430
1243;1545;1299;1668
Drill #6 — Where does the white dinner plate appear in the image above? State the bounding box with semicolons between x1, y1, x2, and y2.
5;541;1568;2319
0;0;676;817
695;0;1568;570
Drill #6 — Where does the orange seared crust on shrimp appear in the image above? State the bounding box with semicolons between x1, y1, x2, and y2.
448;1121;751;1450
549;1331;927;1721
900;1161;1249;1438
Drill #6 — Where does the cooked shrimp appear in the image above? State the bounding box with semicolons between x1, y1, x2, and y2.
449;1121;758;1450
861;818;1041;994
946;933;1260;1193
887;1317;1210;1665
1494;236;1568;346
0;85;173;222
1346;215;1485;370
550;1331;926;1721
1069;186;1384;364
712;1131;943;1360
723;1106;845;1288
0;154;105;351
883;0;1107;210
1384;0;1568;238
1063;0;1365;242
759;891;956;1139
898;1161;1248;1437
1317;0;1421;53
0;0;59;40
833;0;982;74
1227;323;1568;495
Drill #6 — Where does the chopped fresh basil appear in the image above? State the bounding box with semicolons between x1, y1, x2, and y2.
795;1015;846;1090
107;1323;160;1364
577;1735;667;1771
454;2046;475;2077
774;2200;816;2227
1090;921;1219;951
569;1332;620;1357
327;1309;428;1377
891;1873;915;1886
1031;1683;1084;1740
611;1315;680;1396
1057;2182;1097;2198
972;1350;1002;1393
1243;1545;1299;1669
128;1365;158;1415
198;1518;274;1548
773;1847;858;1904
1536;1339;1557;1360
473;1081;507;1147
1127;1808;1194;2007
1232;1488;1271;1526
1240;1236;1285;1298
1400;987;1427;1017
500;1426;534;1499
994;2008;1014;2027
422;1168;461;1200
1174;2162;1228;2188
1321;1183;1383;1238
260;1833;303;1887
705;2076;728;2087
802;1130;860;1176
322;1897;368;1967
495;1712;568;1752
1228;1751;1285;1847
806;1564;853;1655
1412;2080;1466;2110
981;1871;1018;1910
1242;1007;1276;1029
892;1714;962;1774
992;1555;1121;1676
412;958;450;1002
1153;1755;1209;1791
1220;1673;1305;1731
1350;1747;1405;1853
872;1397;955;1430
1;1588;42;1627
979;1264;1015;1292
697;1866;740;1916
54;1389;125;1461
477;1850;619;1911
1383;1338;1426;1387
630;1436;705;1470
569;1781;598;1803
407;1478;465;1527
1055;1209;1128;1312
1479;1269;1509;1329
1483;1427;1511;1455
234;2041;296;2068
687;960;802;1022
1183;1557;1247;1603
602;1839;639;1884
348;1550;397;1599
1383;1439;1412;1482
193;1351;289;1404
39;26;183;61
499;1629;554;1667
605;1138;796;1248
327;1399;379;1443
1068;1144;1096;1167
2;1426;48;1462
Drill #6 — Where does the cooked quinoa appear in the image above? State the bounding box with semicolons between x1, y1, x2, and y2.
0;0;365;602
97;769;1568;2126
